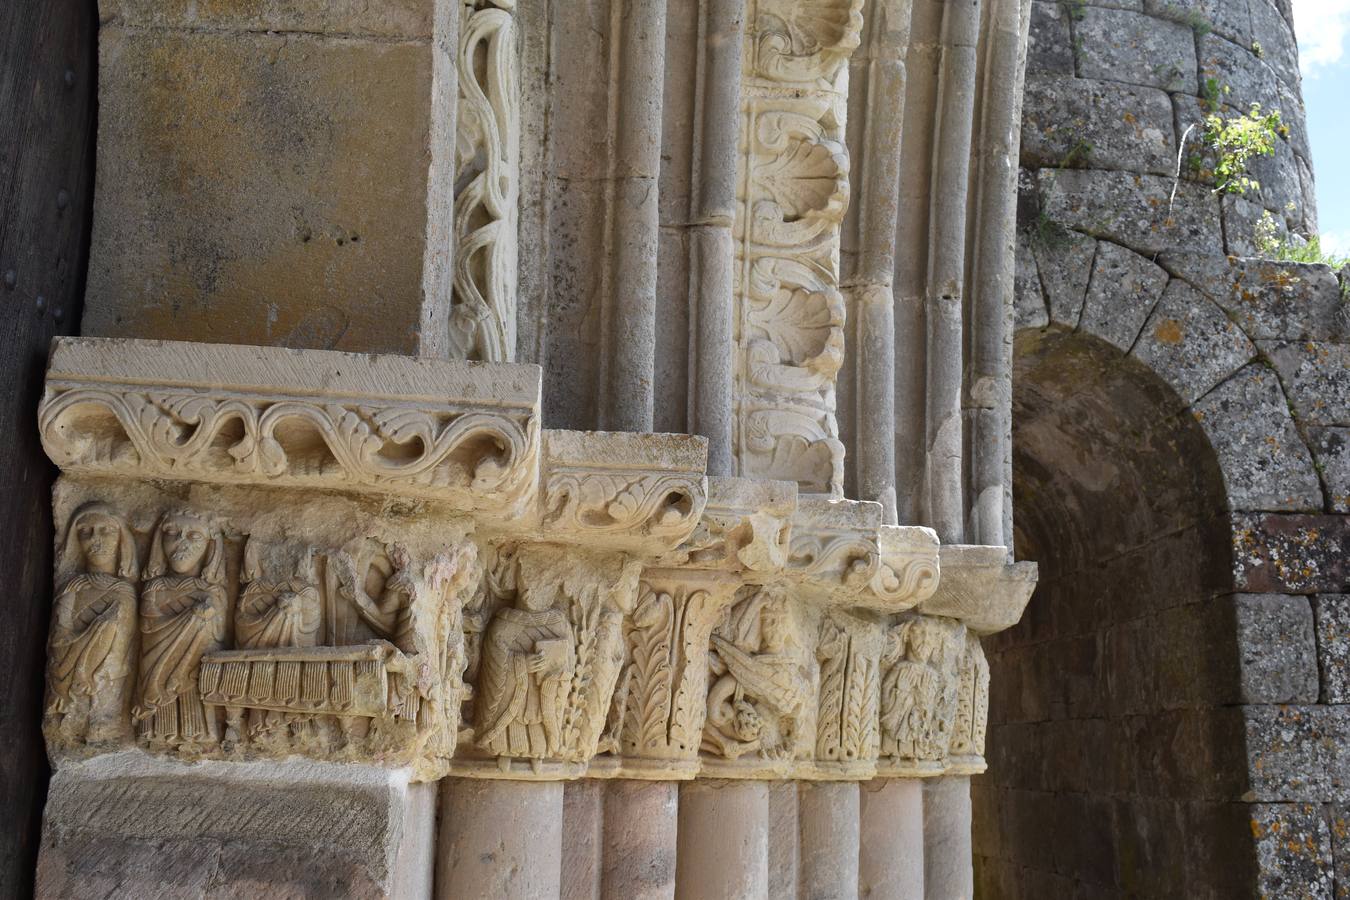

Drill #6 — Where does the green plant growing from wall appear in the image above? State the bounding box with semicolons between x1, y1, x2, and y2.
1059;0;1086;21
1199;77;1227;112
1026;211;1073;250
1167;5;1213;36
1255;211;1350;267
1202;104;1283;195
1058;138;1093;168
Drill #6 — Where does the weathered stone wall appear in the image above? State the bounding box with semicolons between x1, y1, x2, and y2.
80;1;452;357
1019;0;1314;252
987;257;1350;897
982;0;1350;888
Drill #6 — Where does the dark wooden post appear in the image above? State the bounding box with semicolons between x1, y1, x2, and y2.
0;1;96;894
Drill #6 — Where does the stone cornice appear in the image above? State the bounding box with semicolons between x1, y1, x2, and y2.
38;338;1035;784
39;338;543;519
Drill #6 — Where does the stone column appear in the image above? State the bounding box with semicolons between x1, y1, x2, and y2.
562;780;604;900
600;0;669;433
859;778;925;900
964;0;1030;549
842;0;913;523
688;0;745;476
768;780;800;899
602;780;678;899
436;779;564;899
922;776;974;900
924;0;982;543
675;780;769;900
892;0;941;527
798;781;861;900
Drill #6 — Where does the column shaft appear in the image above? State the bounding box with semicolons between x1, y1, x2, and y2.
688;0;745;476
601;0;668;433
922;776;974;900
563;780;604;900
965;0;1030;549
860;778;925;900
768;780;801;899
923;0;982;542
844;0;911;523
437;779;564;899
675;780;769;900
798;781;861;900
893;0;943;526
602;780;678;900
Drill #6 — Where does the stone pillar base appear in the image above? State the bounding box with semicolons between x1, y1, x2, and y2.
36;751;434;899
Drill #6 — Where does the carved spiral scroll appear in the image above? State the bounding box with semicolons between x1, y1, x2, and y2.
39;388;537;506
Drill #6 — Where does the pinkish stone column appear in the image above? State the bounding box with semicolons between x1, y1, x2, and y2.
860;778;925;899
675;780;769;899
798;781;861;899
436;779;563;899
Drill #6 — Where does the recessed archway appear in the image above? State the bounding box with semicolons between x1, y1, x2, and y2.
973;326;1256;896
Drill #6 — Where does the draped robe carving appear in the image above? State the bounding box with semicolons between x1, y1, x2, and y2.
475;586;576;763
225;538;322;745
45;503;139;747
134;509;227;748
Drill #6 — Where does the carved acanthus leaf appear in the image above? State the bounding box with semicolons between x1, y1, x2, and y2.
754;0;864;85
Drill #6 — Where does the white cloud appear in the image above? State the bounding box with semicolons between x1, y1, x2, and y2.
1294;0;1350;74
1319;229;1350;256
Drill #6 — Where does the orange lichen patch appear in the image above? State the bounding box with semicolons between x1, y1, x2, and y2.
1154;319;1184;344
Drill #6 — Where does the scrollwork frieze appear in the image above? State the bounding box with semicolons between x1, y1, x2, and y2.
539;430;709;552
39;338;542;516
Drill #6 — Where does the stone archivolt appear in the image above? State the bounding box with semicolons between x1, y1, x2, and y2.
734;0;861;497
38;337;1033;785
451;0;520;363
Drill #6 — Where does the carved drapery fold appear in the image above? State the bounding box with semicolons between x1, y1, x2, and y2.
37;337;1033;784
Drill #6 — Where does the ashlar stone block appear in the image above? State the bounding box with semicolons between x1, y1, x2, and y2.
1231;593;1319;703
1038;168;1224;257
1022;77;1176;176
82;22;439;355
1074;7;1197;92
1079;241;1169;351
1190;364;1322;512
1313;595;1350;704
37;752;436;899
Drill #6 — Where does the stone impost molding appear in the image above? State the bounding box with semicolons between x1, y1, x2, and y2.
36;337;1035;785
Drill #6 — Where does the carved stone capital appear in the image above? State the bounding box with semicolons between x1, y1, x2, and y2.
36;339;1035;786
590;569;743;780
451;542;642;780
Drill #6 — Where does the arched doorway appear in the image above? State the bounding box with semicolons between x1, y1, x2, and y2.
973;326;1257;896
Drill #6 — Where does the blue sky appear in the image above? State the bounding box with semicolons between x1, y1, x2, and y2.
1294;0;1350;254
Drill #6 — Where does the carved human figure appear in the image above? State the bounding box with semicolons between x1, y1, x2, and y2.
224;538;322;746
879;617;964;761
474;579;576;763
348;543;419;654
45;503;140;746
134;508;227;749
702;586;812;761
